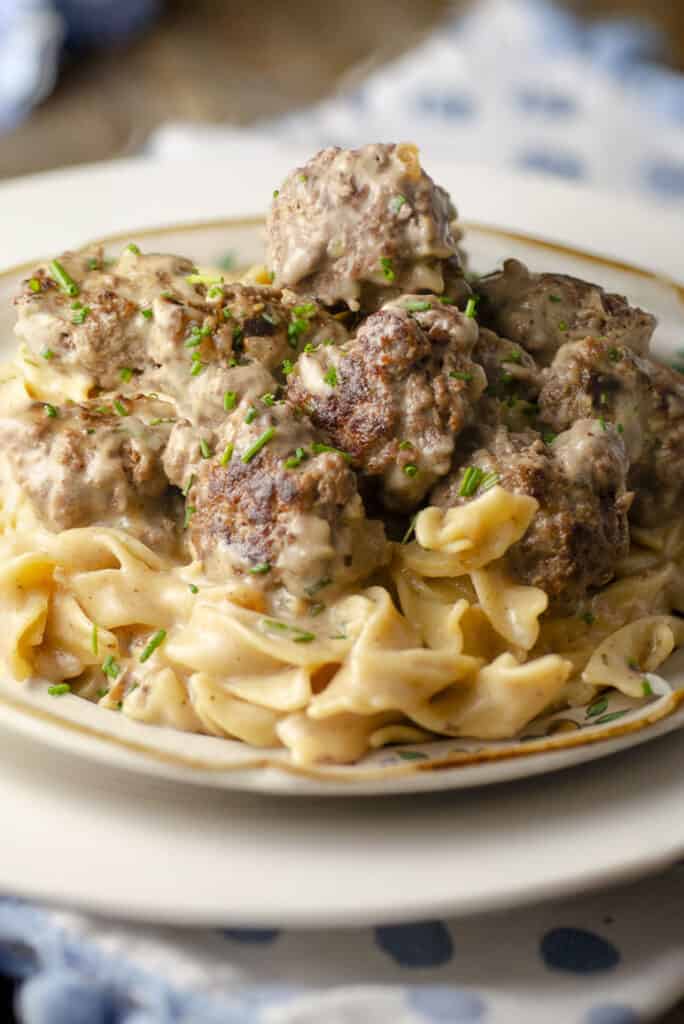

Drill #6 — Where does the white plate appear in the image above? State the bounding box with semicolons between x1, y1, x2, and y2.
0;212;683;794
0;155;683;925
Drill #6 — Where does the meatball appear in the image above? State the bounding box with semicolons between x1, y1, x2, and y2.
477;259;656;366
287;295;486;509
538;336;684;525
431;420;632;608
0;395;178;547
267;143;467;311
15;246;347;413
188;401;388;598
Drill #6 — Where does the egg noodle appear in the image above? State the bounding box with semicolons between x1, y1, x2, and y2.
0;316;682;766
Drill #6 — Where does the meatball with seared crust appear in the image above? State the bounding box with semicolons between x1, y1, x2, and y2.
0;395;179;549
538;336;684;526
267;143;468;311
477;259;656;366
287;295;486;510
14;246;347;416
188;401;388;599
431;419;632;609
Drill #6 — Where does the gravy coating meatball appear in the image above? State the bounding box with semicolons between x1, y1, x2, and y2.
477;259;656;366
15;246;347;413
0;395;178;548
267;143;467;311
539;336;684;526
188;402;388;598
431;420;632;608
287;295;486;509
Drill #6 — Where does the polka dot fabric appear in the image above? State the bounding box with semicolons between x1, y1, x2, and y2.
2;865;684;1022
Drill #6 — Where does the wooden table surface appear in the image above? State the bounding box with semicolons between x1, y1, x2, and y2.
0;1;682;1020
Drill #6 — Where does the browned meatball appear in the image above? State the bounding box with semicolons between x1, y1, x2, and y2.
0;395;178;548
14;247;347;414
477;259;656;366
431;419;632;609
538;336;684;525
287;296;486;509
267;143;467;311
188;402;388;598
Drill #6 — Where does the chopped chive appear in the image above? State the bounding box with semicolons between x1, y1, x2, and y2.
293;303;316;317
480;471;500;491
287;319;307;347
71;305;91;325
249;562;271;575
598;417;607;431
182;474;195;497
380;257;395;282
465;296;479;319
304;577;332;597
41;348;54;360
241;427;276;463
642;678;654;697
189;583;199;594
139;629;167;663
190;360;205;376
608;347;621;362
102;655;120;679
126;243;141;255
262;618;315;642
298;174;308;184
284;446;307;469
223;390;237;411
594;710;630;725
323;366;338;387
140;307;154;320
403;463;418;478
49;259;79;297
502;349;523;364
220;443;234;466
245;407;257;424
599;391;608;406
303;342;317;354
311;442;351;462
438;295;455;305
310;602;325;617
399;440;413;450
113;400;129;417
390;194;407;213
549;294;562;303
450;370;474;382
543;432;557;445
44;403;58;418
501;372;514;384
586;697;609;718
119;367;133;382
185;335;202;349
406;300;431;312
184;504;196;528
581;611;595;625
323;337;335;346
273;189;279;198
628;657;639;670
402;514;418;544
199;438;212;459
459;466;485;498
28;277;41;293
617;423;624;434
48;683;71;696
281;359;294;376
232;326;243;348
87;257;100;271
261;311;279;326
207;285;224;300
558;320;568;331
261;392;277;407
96;688;109;699
91;623;99;655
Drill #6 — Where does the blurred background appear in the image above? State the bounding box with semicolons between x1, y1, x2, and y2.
1;0;684;196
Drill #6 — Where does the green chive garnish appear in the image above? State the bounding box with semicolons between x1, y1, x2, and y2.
141;307;153;320
465;296;479;319
48;684;71;696
223;390;237;411
281;359;294;376
558;320;568;332
220;443;234;466
459;466;485;497
390;194;407;213
249;563;271;575
261;393;276;407
49;259;79;297
28;277;41;293
102;655;120;679
406;300;431;312
139;629;167;663
91;623;99;655
189;584;199;594
113;400;129;417
311;442;351;461
182;474;195;497
262;618;315;643
642;679;654;697
241;427;276;464
126;243;141;255
380;257;395;282
450;371;473;382
45;403;58;418
403;463;418;478
41;348;54;360
184;504;196;528
245;407;257;424
323;366;338;387
120;367;133;382
199;438;212;459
